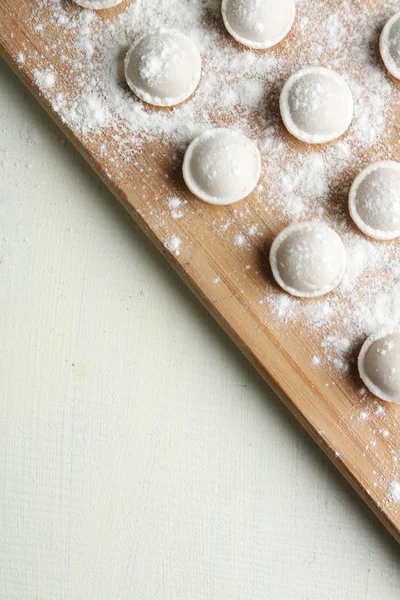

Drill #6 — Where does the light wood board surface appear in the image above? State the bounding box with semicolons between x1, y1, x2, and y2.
1;0;400;544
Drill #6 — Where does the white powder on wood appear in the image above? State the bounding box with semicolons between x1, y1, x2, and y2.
27;0;392;149
234;234;245;247
387;481;400;503
167;197;185;219
33;68;55;89
247;224;259;236
165;235;181;256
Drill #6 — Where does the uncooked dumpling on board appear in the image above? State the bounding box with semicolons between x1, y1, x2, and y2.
183;128;261;205
73;0;124;8
380;12;400;80
359;329;400;403
221;0;295;49
270;221;347;298
124;29;202;107
349;161;400;240
280;67;353;144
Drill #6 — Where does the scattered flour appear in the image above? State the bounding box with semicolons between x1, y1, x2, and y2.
33;68;55;89
167;197;185;219
25;0;393;151
387;481;400;503
165;234;181;256
234;234;245;247
237;79;265;109
271;294;295;321
323;14;345;51
247;224;259;236
280;155;327;199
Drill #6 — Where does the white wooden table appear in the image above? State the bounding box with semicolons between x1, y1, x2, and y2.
1;59;400;600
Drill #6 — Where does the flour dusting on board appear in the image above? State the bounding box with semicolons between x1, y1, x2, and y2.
165;234;181;256
387;481;400;503
33;67;56;89
17;0;400;504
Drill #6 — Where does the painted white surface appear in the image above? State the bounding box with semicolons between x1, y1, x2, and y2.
0;60;400;600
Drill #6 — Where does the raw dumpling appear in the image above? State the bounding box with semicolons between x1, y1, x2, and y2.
349;161;400;240
222;0;295;49
280;67;353;144
125;29;201;107
270;221;347;297
380;12;400;80
183;128;261;205
359;329;400;403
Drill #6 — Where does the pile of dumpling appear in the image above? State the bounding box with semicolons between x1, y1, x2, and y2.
73;0;400;404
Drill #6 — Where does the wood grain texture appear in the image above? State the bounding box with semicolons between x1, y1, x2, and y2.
1;0;400;544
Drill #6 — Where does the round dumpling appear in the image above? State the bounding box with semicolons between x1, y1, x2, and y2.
349;161;400;240
124;29;201;107
359;329;400;403
183;128;261;205
280;67;353;144
270;221;347;297
222;0;295;49
380;12;400;80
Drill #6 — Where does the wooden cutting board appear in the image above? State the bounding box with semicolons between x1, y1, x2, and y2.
2;0;400;543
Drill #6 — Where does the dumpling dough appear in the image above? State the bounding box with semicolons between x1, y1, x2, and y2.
222;0;295;49
280;67;353;144
349;161;400;240
183;128;261;205
124;29;202;107
270;221;347;297
358;329;400;403
380;12;400;79
73;0;124;8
